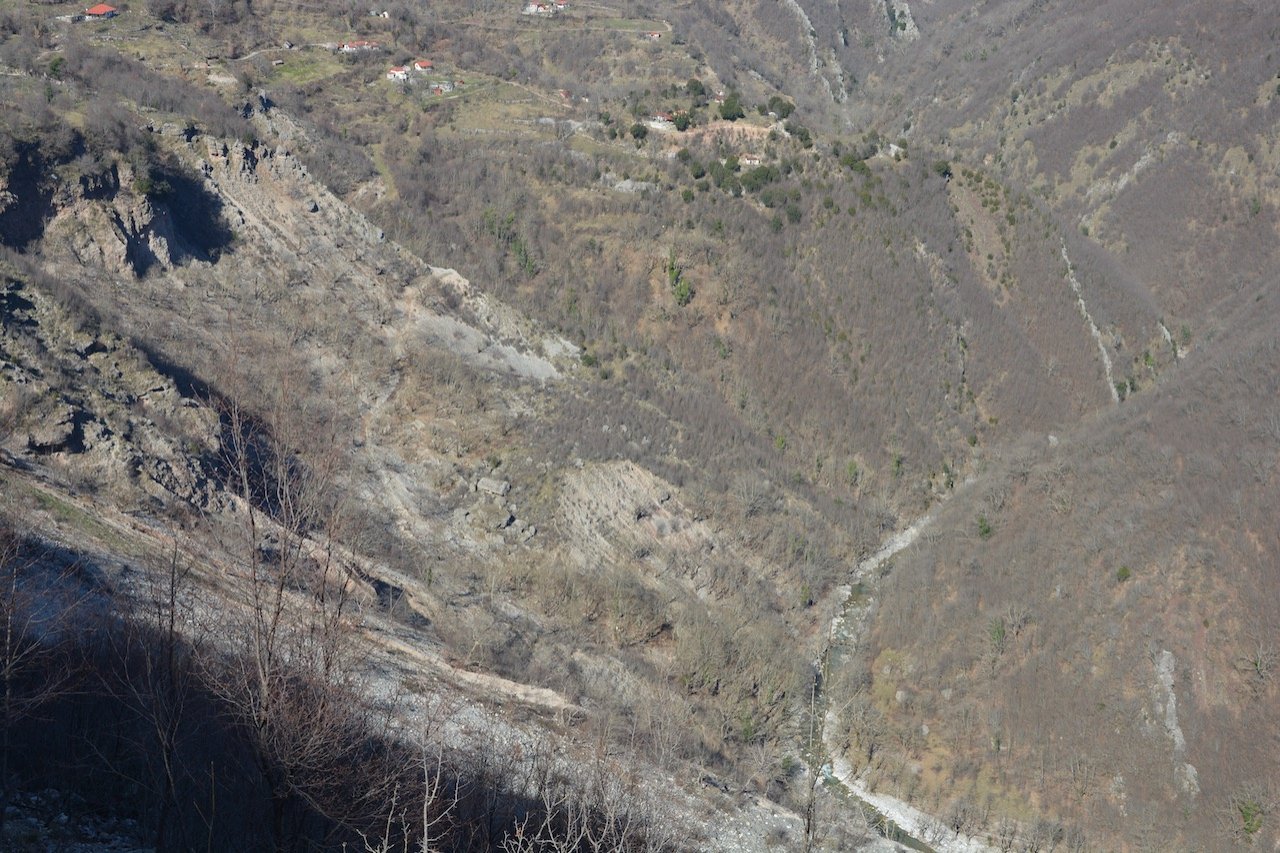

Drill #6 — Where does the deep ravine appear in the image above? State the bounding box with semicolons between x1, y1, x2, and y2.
813;502;999;853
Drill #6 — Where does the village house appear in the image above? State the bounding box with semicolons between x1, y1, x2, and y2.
645;113;675;131
644;31;662;40
740;153;763;167
412;59;434;72
521;1;555;16
85;3;118;18
386;66;409;81
430;81;455;94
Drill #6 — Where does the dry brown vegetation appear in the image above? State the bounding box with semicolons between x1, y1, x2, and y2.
1;0;1278;848
838;281;1280;849
0;505;693;852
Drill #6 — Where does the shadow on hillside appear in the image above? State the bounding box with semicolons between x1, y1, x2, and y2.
150;161;237;265
0;143;57;250
0;524;575;853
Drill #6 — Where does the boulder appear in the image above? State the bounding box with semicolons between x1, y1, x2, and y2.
477;476;510;496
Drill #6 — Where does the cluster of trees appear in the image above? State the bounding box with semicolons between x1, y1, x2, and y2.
671;144;802;201
147;0;255;26
605;83;794;137
0;16;254;151
144;0;277;47
61;42;256;142
348;107;988;514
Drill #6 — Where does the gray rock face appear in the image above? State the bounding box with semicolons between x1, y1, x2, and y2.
477;476;510;496
27;409;76;452
2;281;222;510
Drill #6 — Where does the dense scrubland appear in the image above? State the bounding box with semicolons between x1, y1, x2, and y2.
0;0;1278;849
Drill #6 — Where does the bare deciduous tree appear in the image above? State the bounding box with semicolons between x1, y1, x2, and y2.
0;521;82;831
106;541;203;850
1238;636;1276;689
358;739;460;853
200;388;397;850
497;725;680;853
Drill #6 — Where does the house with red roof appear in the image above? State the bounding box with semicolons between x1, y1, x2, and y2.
412;59;434;71
85;3;118;17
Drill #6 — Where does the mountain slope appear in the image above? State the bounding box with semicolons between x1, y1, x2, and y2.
0;0;1277;849
840;277;1280;848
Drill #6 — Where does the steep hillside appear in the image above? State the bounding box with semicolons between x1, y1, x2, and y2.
841;0;1280;316
0;28;886;849
839;278;1280;850
795;2;1280;848
0;0;1277;849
